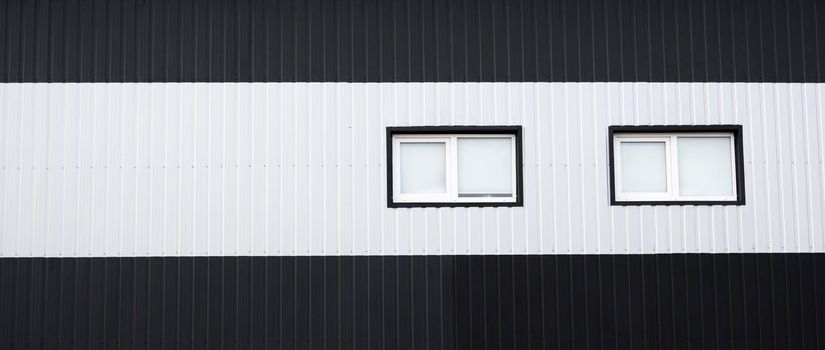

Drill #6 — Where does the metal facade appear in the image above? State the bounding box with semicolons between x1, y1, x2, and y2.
2;254;823;349
0;0;823;83
1;82;824;257
2;0;825;348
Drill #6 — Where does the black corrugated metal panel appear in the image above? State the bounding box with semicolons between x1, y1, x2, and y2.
1;254;824;349
0;0;822;82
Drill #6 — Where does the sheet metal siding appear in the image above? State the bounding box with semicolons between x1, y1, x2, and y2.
0;82;823;257
1;254;824;349
0;0;824;83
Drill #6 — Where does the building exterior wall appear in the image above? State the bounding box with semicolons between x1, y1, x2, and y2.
1;0;823;83
2;254;823;349
1;82;824;258
2;0;825;348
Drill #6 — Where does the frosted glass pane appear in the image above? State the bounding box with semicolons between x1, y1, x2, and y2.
620;142;668;192
399;142;447;194
457;138;513;196
678;137;733;196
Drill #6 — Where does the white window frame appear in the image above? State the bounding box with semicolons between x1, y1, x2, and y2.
392;134;518;204
612;132;738;203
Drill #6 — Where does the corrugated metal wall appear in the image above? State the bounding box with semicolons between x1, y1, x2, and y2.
2;1;825;348
1;82;823;257
1;0;823;83
3;254;825;349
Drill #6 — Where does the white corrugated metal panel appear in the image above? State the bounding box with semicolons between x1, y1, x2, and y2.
0;82;823;257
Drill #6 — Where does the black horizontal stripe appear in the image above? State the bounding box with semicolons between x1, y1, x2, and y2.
0;0;823;83
0;253;823;349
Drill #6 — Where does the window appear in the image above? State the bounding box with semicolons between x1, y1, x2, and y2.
609;125;745;205
387;126;523;207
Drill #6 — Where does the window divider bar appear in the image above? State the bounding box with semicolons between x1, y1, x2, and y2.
449;136;458;201
670;135;680;200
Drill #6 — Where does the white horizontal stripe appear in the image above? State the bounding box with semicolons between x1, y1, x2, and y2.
0;83;823;257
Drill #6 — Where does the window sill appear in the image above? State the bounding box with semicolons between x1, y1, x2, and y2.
388;201;523;208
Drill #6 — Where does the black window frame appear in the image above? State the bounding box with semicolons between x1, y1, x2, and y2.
387;125;524;208
608;125;746;206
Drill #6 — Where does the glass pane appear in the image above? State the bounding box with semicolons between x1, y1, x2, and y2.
620;142;668;193
678;137;733;197
399;142;447;194
457;138;513;196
